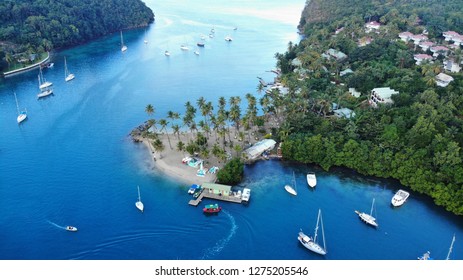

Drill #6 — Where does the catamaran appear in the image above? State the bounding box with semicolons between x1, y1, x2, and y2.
298;209;327;255
355;198;378;227
135;186;144;212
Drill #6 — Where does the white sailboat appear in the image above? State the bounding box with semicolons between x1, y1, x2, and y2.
121;30;128;52
135;186;144;212
306;172;317;188
64;56;75;82
14;92;27;124
284;171;298;196
37;68;53;99
355;198;378;227
298;209;327;255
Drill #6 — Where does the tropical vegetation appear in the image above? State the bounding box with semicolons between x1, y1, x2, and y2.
274;0;463;215
0;0;154;73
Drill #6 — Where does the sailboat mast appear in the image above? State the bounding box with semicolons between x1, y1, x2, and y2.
320;209;327;252
14;92;20;114
313;209;320;242
446;234;456;260
137;186;141;201
370;198;375;216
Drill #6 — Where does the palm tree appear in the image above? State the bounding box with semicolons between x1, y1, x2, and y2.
177;141;185;155
145;104;155;116
159;118;172;149
172;124;181;141
152;139;165;158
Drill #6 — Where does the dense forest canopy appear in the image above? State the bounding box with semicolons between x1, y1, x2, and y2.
0;0;154;71
269;0;463;214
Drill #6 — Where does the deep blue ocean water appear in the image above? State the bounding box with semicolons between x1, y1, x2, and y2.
0;0;462;260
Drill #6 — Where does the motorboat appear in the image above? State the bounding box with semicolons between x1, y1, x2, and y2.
188;184;201;194
203;204;221;213
391;189;410;207
197;42;205;47
306;172;317;188
66;226;78;232
241;188;251;202
224;36;233;42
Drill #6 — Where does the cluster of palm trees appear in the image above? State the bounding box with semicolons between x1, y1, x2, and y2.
141;93;267;163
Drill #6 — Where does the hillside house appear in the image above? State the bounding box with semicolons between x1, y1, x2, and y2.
414;54;433;65
365;21;381;33
435;73;454;87
369;87;399;108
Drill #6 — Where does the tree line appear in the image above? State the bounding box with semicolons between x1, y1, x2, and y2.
0;0;154;72
272;0;463;215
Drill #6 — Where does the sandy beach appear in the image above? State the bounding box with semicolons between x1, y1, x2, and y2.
131;121;274;186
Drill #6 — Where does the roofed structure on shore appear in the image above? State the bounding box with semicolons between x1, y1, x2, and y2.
202;183;232;196
242;139;276;160
369;87;399;107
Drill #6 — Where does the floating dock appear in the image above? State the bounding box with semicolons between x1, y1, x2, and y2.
188;183;250;206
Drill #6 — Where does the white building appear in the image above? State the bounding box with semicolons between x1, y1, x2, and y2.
398;31;414;42
414;54;433;65
365;21;381;33
418;41;434;52
242;139;276;160
333;108;355;119
435;73;454;87
369;87;399;107
443;60;461;73
443;31;461;41
349;88;361;98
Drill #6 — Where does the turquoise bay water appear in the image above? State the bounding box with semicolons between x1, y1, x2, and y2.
0;0;462;260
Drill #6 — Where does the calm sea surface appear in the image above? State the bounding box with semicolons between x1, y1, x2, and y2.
0;0;462;260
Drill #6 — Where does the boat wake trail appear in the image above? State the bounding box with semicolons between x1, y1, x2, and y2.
47;220;66;230
200;210;237;260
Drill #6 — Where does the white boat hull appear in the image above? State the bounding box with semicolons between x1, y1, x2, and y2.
306;173;317;188
66;226;78;232
17;113;27;124
136;201;144;212
37;89;53;99
285;185;297;196
391;189;410;207
121;46;128;52
298;231;326;255
65;74;75;82
355;210;378;227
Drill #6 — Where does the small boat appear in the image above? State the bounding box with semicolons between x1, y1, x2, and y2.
391;189;409;207
37;88;53;99
120;30;128;52
241;188;251;203
66;226;78;232
38;67;53;90
14;92;27;124
298;209;327;255
355;198;378;227
284;171;298;196
203;204;221;213
46;62;54;68
197;42;205;47
418;251;433;260
225;35;233;41
164;50;171;56
64;57;75;82
188;184;201;194
194;50;200;55
135;185;144;212
306;172;317;188
180;45;189;51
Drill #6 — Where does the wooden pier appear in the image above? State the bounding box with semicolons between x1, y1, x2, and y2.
188;190;242;206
